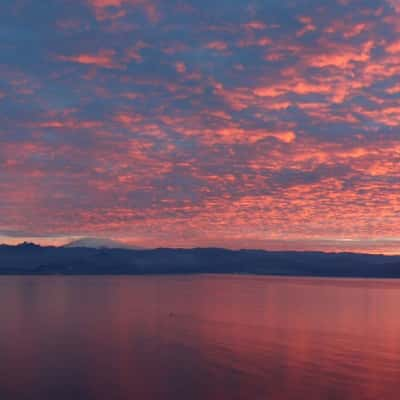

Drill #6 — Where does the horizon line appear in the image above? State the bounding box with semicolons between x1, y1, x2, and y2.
2;241;400;257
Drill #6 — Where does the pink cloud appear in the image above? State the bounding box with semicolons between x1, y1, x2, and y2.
205;41;229;51
87;0;160;23
175;61;187;74
57;50;123;69
296;16;316;37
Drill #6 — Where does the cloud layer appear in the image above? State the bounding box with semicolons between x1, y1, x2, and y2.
1;0;400;252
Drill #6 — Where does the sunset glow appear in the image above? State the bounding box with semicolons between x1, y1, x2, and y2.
1;0;400;253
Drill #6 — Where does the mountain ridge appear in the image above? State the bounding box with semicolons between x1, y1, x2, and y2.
1;244;400;277
63;237;142;250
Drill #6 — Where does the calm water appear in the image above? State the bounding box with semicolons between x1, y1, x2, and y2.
1;275;400;400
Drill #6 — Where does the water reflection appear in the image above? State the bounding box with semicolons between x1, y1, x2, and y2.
1;275;400;399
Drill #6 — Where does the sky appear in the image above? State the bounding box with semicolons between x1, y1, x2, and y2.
1;0;400;253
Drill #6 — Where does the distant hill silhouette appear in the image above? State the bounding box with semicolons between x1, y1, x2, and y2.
1;244;400;277
64;237;141;250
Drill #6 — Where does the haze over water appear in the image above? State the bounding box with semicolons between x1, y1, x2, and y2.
1;275;400;399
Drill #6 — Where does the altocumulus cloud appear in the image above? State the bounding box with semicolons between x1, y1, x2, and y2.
0;0;400;252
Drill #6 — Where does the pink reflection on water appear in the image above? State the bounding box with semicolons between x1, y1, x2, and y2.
1;275;400;399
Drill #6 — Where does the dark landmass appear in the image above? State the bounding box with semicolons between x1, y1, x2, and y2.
1;242;400;277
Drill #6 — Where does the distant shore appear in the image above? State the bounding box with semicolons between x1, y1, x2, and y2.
1;243;400;278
